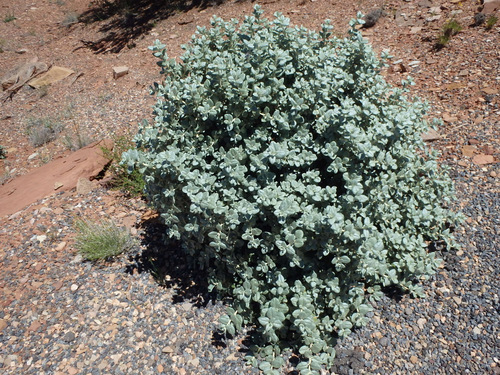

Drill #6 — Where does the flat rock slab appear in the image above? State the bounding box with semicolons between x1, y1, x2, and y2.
29;66;74;88
0;140;112;218
483;0;500;13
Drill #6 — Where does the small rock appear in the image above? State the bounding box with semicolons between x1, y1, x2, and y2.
189;357;200;366
70;284;79;292
225;352;239;361
473;326;481;335
410;26;423;34
418;0;432;7
0;319;7;332
481;87;498;95
379;337;390;346
76;177;95;195
28;152;38;160
36;235;47;243
482;145;497;155
472;13;486;27
472;154;495;165
461;145;476;157
63;331;76;342
54;181;64;190
410;355;419;364
490;171;497;178
422;128;440;141
70;254;83;264
53;280;64;290
483;0;500;14
178;15;195;25
15;48;28;54
28;320;42;332
113;66;129;79
162;346;174;354
4;355;18;367
417;318;427;329
363;8;383;28
442;113;458;123
55;241;67;251
453;296;462;305
468;138;480;145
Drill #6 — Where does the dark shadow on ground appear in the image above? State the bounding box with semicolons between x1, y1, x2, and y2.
77;0;247;53
125;215;217;307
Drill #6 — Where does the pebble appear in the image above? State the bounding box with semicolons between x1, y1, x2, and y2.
63;331;76;342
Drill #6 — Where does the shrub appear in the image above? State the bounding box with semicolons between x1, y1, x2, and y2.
74;219;134;261
0;145;6;159
26;116;64;147
123;7;461;374
3;13;16;23
63;123;93;151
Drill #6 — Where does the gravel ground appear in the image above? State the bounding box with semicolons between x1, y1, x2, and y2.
332;171;500;375
0;161;498;375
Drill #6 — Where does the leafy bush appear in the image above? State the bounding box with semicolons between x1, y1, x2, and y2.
0;145;6;159
124;7;461;374
74;219;134;261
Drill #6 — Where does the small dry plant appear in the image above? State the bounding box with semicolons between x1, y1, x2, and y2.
74;219;134;261
435;19;462;49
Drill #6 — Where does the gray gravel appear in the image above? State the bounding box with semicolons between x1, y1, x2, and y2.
1;160;498;375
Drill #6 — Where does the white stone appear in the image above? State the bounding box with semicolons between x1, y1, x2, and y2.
112;66;129;79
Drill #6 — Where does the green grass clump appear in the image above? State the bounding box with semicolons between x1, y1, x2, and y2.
3;13;16;23
74;219;134;261
102;133;145;197
485;15;498;30
0;145;6;159
435;19;462;49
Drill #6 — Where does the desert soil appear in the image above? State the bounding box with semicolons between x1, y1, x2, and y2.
0;0;499;374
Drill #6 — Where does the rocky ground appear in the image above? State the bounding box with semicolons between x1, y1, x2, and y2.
0;0;499;374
